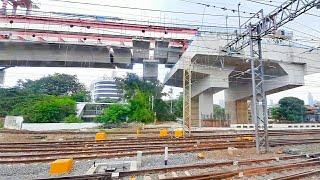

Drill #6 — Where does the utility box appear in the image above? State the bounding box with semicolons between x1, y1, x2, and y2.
95;132;106;141
159;128;168;138
49;159;74;175
174;128;184;138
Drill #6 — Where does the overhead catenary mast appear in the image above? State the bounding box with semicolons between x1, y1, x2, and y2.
224;0;320;153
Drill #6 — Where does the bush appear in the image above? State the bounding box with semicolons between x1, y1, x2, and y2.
15;96;76;123
97;104;130;124
154;99;176;121
63;115;83;123
130;108;155;123
128;91;155;123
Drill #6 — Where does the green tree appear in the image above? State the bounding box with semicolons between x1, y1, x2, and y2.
115;73;164;99
64;115;83;123
70;90;91;102
271;97;306;123
172;93;183;118
18;73;86;96
213;104;225;120
129;91;154;123
14;96;76;123
97;103;130;124
0;87;45;117
155;99;176;121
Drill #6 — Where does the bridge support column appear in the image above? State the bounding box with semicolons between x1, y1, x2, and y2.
225;98;249;124
143;60;158;80
191;92;213;127
225;87;250;124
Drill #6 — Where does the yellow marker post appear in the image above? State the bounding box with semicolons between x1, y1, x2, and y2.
174;128;184;138
95;132;106;141
49;159;74;175
136;127;141;136
159;128;168;138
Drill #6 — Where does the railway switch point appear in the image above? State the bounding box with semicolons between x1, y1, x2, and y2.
159;128;168;138
174;128;184;138
95;132;106;141
49;158;74;175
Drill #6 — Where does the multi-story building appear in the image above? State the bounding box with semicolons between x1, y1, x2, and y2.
90;76;121;102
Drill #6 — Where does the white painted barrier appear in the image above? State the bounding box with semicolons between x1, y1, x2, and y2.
230;123;320;130
193;123;320;131
21;123;103;131
4;116;23;130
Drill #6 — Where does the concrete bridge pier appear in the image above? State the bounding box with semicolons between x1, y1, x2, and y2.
190;68;233;127
225;62;305;124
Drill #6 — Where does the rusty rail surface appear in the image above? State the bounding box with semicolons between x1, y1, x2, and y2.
271;169;320;180
39;154;320;180
165;158;320;180
1;136;320;164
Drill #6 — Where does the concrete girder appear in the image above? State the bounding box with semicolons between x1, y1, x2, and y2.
226;62;305;102
132;40;150;62
167;46;183;65
154;40;169;63
0;41;135;69
0;41;112;67
225;62;305;124
191;68;233;98
111;46;132;64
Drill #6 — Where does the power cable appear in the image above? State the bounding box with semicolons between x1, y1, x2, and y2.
243;0;320;18
45;0;255;18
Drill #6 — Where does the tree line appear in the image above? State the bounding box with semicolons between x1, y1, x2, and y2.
0;73;183;124
97;73;183;124
0;73;88;123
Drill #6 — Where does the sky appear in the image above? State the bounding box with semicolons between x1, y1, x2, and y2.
2;0;320;104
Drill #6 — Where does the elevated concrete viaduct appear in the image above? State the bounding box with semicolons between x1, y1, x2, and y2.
0;12;197;85
164;34;319;126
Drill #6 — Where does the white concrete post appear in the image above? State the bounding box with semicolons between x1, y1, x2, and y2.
164;147;168;165
136;151;142;168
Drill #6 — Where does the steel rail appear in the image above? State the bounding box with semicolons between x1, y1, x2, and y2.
39;153;320;180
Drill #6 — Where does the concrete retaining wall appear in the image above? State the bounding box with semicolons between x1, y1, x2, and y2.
4;116;23;130
21;123;102;131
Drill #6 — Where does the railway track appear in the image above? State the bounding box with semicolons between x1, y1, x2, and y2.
1;135;320;164
38;153;320;180
2;129;320;146
272;169;320;180
2;129;320;135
